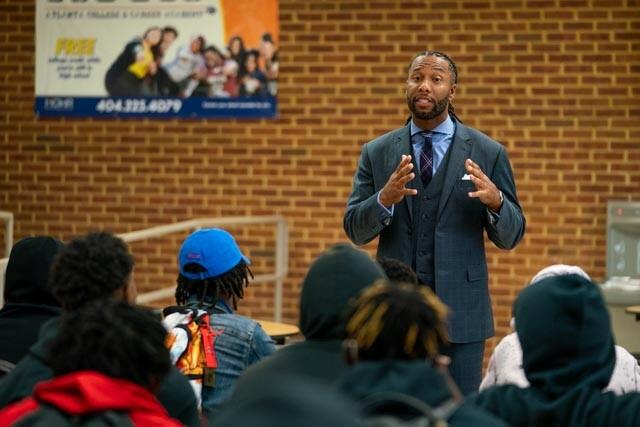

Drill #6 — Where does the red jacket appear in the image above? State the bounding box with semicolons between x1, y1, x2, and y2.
0;370;183;427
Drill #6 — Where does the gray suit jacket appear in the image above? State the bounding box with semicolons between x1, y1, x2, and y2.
343;120;526;343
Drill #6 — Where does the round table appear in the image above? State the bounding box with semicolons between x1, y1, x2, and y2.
257;319;300;343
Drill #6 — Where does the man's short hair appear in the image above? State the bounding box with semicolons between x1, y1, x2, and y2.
376;256;419;285
48;300;170;390
49;231;134;311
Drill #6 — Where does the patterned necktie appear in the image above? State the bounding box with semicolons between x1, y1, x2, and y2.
420;132;433;186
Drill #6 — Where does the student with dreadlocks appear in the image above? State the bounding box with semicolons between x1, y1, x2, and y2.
162;228;275;419
344;50;526;394
338;280;508;427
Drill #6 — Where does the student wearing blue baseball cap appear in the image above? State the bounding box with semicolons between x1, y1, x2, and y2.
176;228;252;309
162;228;275;420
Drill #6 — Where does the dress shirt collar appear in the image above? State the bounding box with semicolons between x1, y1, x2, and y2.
410;115;455;139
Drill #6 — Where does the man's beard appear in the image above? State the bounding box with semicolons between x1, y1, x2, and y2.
407;95;449;120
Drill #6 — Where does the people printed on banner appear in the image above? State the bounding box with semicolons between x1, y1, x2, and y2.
104;26;162;96
239;50;268;97
226;35;247;75
191;46;238;98
259;32;279;96
105;29;277;98
160;35;206;97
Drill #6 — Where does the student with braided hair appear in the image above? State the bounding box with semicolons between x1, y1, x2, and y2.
162;228;275;418
338;280;508;427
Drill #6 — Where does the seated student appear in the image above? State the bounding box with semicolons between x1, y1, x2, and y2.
237;243;386;386
162;228;275;417
0;237;63;370
338;280;508;427
470;274;640;427
0;300;181;426
0;232;200;427
480;264;640;394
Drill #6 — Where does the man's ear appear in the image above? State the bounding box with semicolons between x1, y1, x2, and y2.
115;273;137;305
342;339;359;365
448;83;457;102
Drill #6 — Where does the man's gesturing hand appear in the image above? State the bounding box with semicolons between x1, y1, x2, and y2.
465;159;503;212
379;155;418;208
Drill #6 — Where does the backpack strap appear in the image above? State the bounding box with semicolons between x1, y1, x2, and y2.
430;398;459;422
16;403;135;427
359;392;460;425
0;359;16;376
199;313;216;387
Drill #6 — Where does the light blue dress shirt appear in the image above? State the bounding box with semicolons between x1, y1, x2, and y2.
377;115;503;224
410;115;455;174
377;115;455;216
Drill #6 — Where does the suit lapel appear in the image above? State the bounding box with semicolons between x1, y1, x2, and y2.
393;125;414;222
436;123;472;220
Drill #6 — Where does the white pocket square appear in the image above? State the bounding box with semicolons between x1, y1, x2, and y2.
461;174;472;181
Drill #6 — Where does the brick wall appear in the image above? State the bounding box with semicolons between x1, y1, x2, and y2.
1;0;639;361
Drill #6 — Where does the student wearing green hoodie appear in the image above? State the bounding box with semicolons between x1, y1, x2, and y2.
237;243;387;385
338;281;508;427
470;274;640;427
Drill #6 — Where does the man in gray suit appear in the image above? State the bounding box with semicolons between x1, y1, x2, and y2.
343;51;526;395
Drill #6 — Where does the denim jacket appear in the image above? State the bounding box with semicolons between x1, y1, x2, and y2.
184;299;276;416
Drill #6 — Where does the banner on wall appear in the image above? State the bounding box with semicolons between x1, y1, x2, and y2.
35;0;279;118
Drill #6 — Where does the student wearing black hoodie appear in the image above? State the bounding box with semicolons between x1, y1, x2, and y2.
238;243;387;385
0;236;63;369
470;274;640;427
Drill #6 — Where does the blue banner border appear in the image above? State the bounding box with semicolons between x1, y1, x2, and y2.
35;96;277;119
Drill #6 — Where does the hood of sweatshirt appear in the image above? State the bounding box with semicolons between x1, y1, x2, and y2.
515;274;615;397
33;371;181;426
4;236;63;306
299;243;386;340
